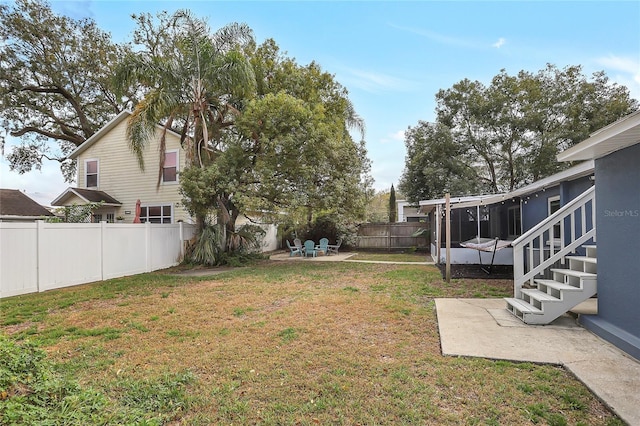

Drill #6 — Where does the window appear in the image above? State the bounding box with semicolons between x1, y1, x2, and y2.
163;151;178;183
548;196;561;239
508;206;521;238
86;160;98;187
139;204;173;223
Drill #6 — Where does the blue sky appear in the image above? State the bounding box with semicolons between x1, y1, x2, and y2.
1;0;639;206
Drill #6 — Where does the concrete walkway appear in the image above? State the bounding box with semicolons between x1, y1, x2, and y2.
269;251;434;265
269;252;357;262
436;298;640;424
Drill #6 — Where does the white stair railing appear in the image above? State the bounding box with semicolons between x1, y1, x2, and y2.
512;186;596;298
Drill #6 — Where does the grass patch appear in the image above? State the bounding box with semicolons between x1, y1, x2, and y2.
0;262;621;425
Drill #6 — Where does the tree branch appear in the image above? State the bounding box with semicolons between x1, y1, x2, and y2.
10;126;84;145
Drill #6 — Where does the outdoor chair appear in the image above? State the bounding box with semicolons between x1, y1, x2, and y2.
316;238;329;255
327;239;342;255
294;238;304;254
286;240;302;257
303;240;317;257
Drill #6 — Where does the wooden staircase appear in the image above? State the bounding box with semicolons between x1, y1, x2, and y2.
505;245;597;324
506;186;596;325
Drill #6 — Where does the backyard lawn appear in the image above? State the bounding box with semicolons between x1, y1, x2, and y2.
0;260;622;425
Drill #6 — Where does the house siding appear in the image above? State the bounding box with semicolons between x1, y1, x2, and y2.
522;187;560;232
75;118;191;223
582;142;640;359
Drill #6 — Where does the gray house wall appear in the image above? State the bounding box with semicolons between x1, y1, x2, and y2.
522;187;560;232
560;175;593;204
581;143;640;360
521;176;593;237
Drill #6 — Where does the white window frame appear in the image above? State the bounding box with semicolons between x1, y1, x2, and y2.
162;150;179;184
548;196;561;239
85;159;99;188
139;203;173;224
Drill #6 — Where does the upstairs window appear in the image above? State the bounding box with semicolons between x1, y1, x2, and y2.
163;151;178;183
86;160;98;187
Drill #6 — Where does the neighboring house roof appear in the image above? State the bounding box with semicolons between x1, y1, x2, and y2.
51;188;122;206
558;110;640;162
418;160;595;210
68;110;183;159
0;189;54;219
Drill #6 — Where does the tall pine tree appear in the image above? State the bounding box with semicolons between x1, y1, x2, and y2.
388;184;397;223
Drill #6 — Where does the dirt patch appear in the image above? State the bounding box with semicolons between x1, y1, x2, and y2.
436;263;514;279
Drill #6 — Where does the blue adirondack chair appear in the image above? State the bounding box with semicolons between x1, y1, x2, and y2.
286;240;302;257
316;238;329;255
303;240;317;257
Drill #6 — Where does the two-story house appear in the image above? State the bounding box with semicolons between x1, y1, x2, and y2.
52;111;192;224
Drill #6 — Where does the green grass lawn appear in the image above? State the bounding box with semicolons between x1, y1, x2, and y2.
0;261;623;425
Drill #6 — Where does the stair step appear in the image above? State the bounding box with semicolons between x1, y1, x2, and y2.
534;279;582;291
550;268;597;278
521;288;561;302
565;256;597;264
505;297;543;314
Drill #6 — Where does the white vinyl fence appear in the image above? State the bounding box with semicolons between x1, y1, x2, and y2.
0;221;196;299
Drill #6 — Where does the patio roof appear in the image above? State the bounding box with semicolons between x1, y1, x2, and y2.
418;160;594;210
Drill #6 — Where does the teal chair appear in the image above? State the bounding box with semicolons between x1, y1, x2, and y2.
316;238;329;255
303;240;317;257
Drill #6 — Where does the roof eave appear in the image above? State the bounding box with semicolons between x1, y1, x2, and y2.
557;111;640;162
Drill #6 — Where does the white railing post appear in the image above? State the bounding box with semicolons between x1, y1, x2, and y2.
513;243;524;298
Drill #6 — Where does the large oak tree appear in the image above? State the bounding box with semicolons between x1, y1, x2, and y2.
400;64;638;201
0;0;129;181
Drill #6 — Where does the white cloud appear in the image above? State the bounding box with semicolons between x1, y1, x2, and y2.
594;54;640;100
0;158;71;207
341;68;417;93
379;130;406;144
493;38;506;48
390;130;405;141
0;137;73;207
390;24;479;49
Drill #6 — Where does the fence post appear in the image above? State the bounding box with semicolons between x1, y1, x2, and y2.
100;221;107;281
36;220;45;293
179;221;184;261
146;221;152;272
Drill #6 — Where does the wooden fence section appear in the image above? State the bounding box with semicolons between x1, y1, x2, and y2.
0;221;196;299
357;222;429;251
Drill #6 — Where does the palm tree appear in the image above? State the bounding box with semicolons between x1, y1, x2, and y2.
114;10;256;234
115;12;255;177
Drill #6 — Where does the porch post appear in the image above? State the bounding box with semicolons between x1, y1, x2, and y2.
446;193;451;283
